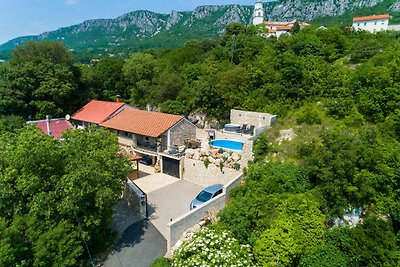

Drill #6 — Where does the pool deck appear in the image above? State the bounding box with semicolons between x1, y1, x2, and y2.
196;128;254;168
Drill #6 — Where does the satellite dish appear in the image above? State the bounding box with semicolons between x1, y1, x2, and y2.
65;114;71;121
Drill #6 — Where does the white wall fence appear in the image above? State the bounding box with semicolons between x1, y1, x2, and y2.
127;180;147;219
388;25;400;31
166;174;244;252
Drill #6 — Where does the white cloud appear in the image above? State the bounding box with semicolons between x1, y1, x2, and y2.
65;0;79;5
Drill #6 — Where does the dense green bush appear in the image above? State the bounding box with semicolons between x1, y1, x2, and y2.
150;257;172;267
296;104;323;125
0;127;131;265
299;244;347;267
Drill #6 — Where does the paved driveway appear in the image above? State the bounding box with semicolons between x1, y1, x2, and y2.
134;173;179;194
102;173;204;266
133;173;204;238
146;179;204;238
102;220;166;267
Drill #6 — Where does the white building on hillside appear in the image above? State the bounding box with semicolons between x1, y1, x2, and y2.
252;1;310;37
352;14;390;32
264;21;310;37
253;0;264;25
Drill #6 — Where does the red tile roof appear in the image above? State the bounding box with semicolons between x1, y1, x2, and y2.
353;14;390;22
100;109;184;138
264;21;291;26
276;26;293;31
34;119;73;139
71;100;126;124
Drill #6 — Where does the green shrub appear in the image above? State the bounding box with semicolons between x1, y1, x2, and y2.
150;257;172;267
203;158;210;168
253;133;269;162
299;244;347;267
296;104;323;125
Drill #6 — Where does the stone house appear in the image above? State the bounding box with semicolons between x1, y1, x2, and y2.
100;108;197;160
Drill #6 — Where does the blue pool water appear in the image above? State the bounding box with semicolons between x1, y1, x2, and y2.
210;139;243;151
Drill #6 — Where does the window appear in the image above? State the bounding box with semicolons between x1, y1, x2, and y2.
214;189;223;197
357;23;360;27
258;12;261;17
374;22;377;25
124;132;132;138
364;22;367;26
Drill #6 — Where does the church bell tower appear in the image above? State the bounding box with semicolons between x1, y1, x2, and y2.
253;0;264;25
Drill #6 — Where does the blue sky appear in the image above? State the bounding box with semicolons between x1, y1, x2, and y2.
0;0;259;44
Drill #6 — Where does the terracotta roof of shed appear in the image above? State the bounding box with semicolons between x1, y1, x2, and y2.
353;14;390;22
32;119;73;139
100;109;184;138
276;26;293;31
71;100;126;124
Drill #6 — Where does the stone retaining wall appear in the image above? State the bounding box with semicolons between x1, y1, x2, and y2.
183;158;241;187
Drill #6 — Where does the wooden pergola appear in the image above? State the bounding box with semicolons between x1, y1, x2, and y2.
127;154;142;181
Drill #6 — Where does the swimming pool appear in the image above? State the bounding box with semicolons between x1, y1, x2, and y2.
210;139;243;151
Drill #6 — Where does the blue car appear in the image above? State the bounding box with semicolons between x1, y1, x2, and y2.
139;155;153;165
190;184;224;210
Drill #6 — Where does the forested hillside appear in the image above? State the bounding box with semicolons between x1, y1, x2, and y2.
1;23;400;266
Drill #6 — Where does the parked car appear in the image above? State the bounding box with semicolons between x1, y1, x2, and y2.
139;155;153;165
190;184;224;210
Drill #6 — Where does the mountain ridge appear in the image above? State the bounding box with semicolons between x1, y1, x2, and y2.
1;1;400;60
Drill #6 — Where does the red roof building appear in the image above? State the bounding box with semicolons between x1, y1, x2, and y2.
100;109;196;160
30;119;74;139
353;14;390;22
263;20;310;37
100;109;184;138
352;14;390;32
71;100;128;125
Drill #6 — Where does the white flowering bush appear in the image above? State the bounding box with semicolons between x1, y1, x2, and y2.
172;228;255;267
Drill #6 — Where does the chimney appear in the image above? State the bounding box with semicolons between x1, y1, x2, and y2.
46;115;52;136
116;95;121;103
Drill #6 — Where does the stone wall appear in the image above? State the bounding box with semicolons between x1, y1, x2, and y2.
183;158;242;187
230;109;277;128
170;119;196;147
118;135;133;146
160;132;168;150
